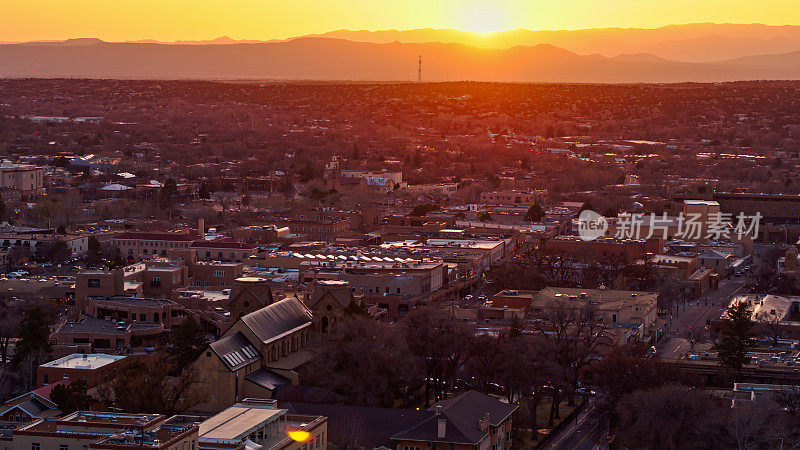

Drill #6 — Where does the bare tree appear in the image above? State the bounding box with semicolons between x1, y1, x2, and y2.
16;347;48;392
757;311;784;347
533;301;610;409
97;356;206;416
773;385;800;415
214;190;240;214
402;307;473;407
328;411;370;448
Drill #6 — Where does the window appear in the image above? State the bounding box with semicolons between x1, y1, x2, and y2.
87;278;100;288
59;446;69;450
42;374;48;385
214;270;225;277
31;444;40;450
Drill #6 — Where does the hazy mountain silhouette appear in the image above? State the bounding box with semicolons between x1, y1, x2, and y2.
3;36;800;82
311;24;800;61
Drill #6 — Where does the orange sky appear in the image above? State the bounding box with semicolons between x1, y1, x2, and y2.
3;0;800;42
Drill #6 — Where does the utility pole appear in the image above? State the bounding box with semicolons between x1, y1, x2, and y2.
418;55;422;83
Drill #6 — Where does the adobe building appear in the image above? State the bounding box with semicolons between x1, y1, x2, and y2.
13;411;197;450
36;353;128;388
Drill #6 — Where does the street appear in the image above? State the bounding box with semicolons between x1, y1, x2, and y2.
657;277;746;359
547;400;602;450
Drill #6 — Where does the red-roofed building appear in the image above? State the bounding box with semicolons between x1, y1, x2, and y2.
0;380;65;426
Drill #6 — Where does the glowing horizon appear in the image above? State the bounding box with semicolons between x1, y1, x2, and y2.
3;0;800;43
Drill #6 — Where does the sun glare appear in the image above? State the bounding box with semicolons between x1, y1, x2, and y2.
459;4;511;34
287;430;311;442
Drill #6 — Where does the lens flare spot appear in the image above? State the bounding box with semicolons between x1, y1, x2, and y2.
288;430;311;442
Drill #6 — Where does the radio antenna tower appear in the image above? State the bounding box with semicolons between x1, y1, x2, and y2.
417;55;422;83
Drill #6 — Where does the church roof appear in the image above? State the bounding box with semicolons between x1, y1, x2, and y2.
240;297;313;345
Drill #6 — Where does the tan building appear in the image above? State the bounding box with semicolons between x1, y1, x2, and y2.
190;240;259;263
534;286;660;343
196;298;314;412
303;280;358;334
480;188;546;206
0;163;44;198
196;398;327;450
227;277;275;321
111;231;197;262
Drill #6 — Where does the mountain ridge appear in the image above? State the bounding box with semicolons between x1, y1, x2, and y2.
3;36;800;82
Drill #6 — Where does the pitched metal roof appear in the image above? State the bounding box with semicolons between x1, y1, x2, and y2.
240;297;313;345
244;368;290;391
286;402;433;449
392;390;518;444
209;331;261;371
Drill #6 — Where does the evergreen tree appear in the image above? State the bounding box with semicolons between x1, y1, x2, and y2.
161;178;178;206
87;236;102;265
714;301;757;378
198;181;212;200
51;380;92;413
12;305;52;370
525;204;544;222
168;317;208;370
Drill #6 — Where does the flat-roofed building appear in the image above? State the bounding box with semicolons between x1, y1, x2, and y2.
546;236;662;264
190;240;259;263
13;411;198;450
37;353;128;388
197;398;327;450
0;163;44;199
534;286;660;343
111;231;198;262
480;189;547;206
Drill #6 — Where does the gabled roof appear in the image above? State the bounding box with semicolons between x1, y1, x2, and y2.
209;332;261;371
306;283;351;309
433;390;517;426
6;380;66;407
230;279;273;308
392;391;517;444
239;297;313;345
391;414;478;444
0;398;55;418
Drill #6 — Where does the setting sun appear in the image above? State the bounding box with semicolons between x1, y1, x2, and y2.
458;3;513;34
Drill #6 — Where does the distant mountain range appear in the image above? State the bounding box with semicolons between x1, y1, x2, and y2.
4;24;800;82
